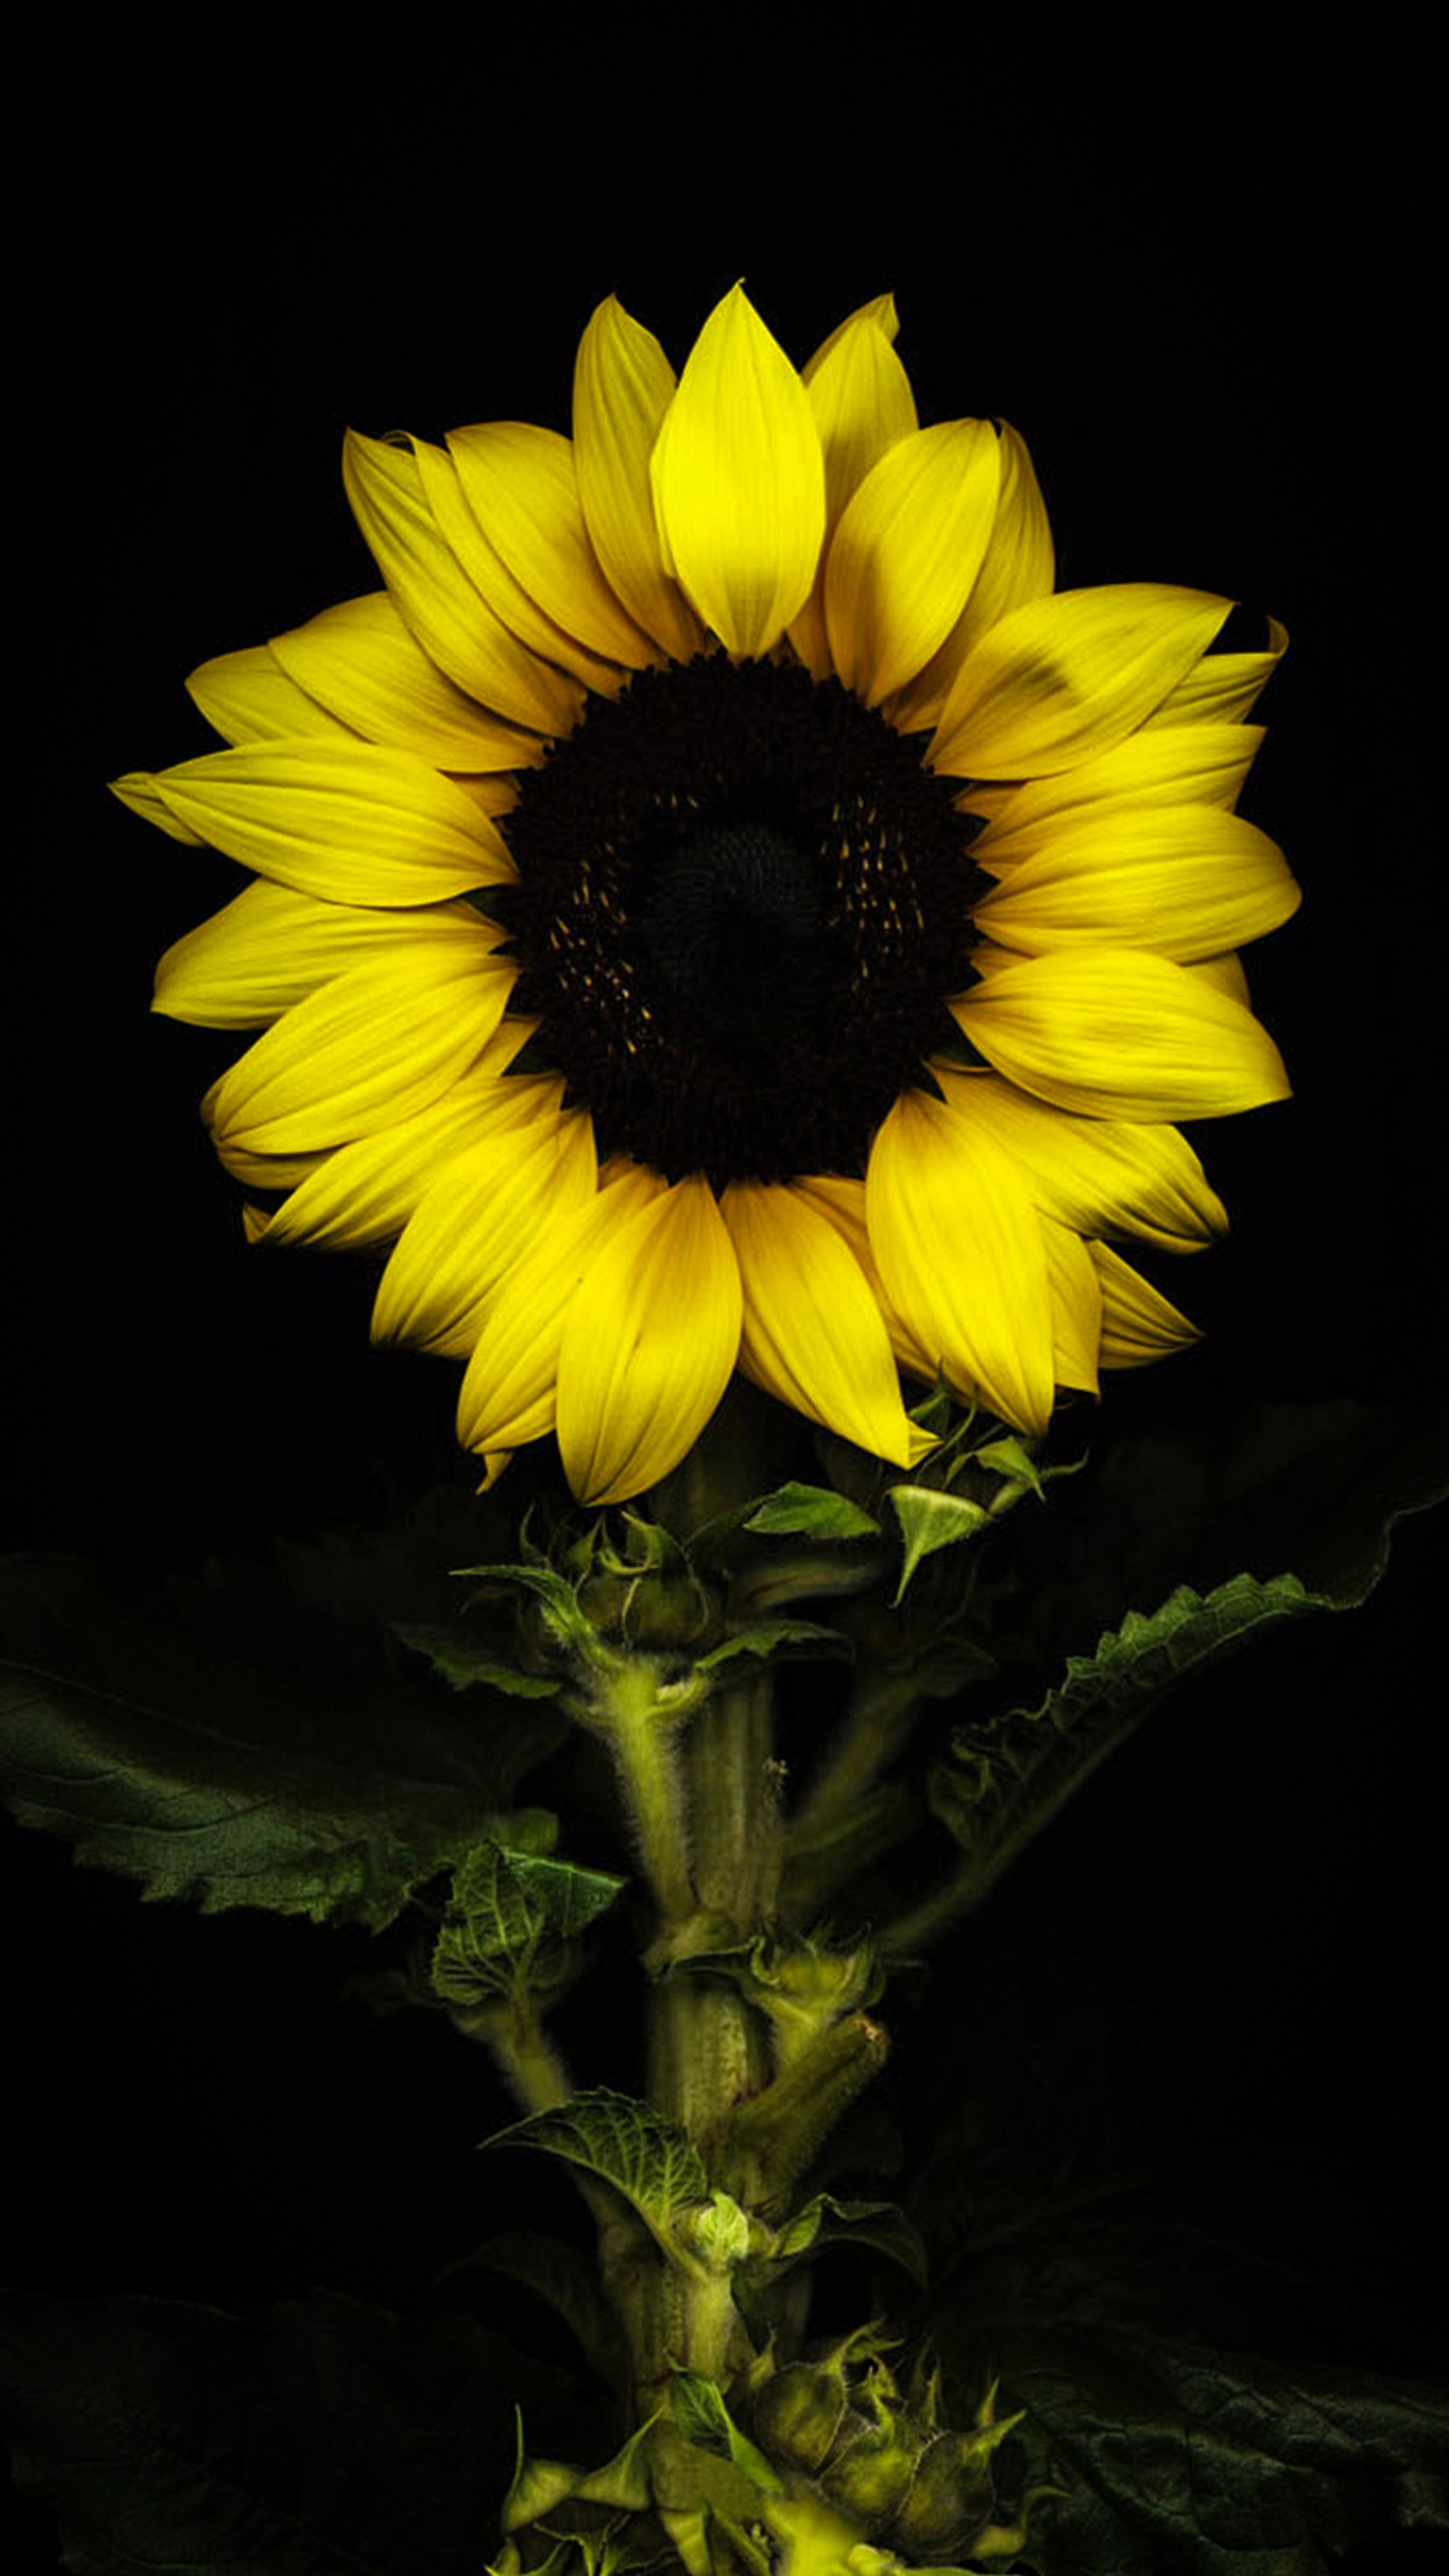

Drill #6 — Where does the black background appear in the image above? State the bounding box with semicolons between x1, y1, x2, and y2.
6;62;1443;2566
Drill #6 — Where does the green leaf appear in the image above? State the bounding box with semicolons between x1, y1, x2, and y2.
985;1397;1449;1687
0;1553;561;1928
488;2088;709;2258
744;1485;882;1541
887;1487;991;1600
940;2264;1449;2574
394;1622;563;1697
773;2193;928;2286
431;1840;625;2005
696;1619;851;1672
506;1849;626;1935
669;2370;783;2492
930;1572;1355;1914
0;2286;591;2576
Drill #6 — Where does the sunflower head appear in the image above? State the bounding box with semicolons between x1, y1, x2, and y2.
114;284;1296;1508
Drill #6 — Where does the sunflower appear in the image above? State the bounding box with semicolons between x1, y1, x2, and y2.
114;286;1297;1507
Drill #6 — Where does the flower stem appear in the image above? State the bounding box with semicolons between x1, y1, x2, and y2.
648;1674;779;2155
600;1656;696;1925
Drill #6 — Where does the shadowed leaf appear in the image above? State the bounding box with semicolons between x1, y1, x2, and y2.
0;1549;563;1927
0;2287;587;2576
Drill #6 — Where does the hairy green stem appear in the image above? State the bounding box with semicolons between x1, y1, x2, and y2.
689;1674;781;1927
603;1658;696;1924
463;1994;573;2115
647;1675;780;2160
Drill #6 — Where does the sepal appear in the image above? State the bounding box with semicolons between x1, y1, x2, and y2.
751;2343;1034;2568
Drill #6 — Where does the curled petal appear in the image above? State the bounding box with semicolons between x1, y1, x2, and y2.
113;739;515;905
932;584;1233;780
1147;615;1289;727
1043;1220;1102;1394
1091;1242;1200;1366
557;1178;743;1505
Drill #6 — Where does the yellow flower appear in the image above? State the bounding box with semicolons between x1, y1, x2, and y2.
113;286;1296;1507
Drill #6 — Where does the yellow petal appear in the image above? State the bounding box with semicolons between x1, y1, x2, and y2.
263;1046;556;1254
153;880;496;1028
801;300;917;517
865;1087;1057;1434
789;302;918;679
1191;951;1252;1004
187;645;353;746
937;1070;1227;1252
373;1109;597;1360
1090;1242;1200;1366
203;943;516;1156
825;418;1002;704
414;431;625;701
955;949;1291;1120
973;805;1300;961
110;771;207;845
446;419;655;677
721;1182;925;1466
790;1173;941;1388
573;295;707;665
342;426;583;735
969;723;1266;848
889;420;1055;732
1043;1220;1102;1394
216;1140;328;1192
270;592;548;773
556;1177;743;1505
801;291;903;380
456;1161;667;1457
650;284;825;658
116;739;514;905
931;584;1233;781
1147;616;1288;727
